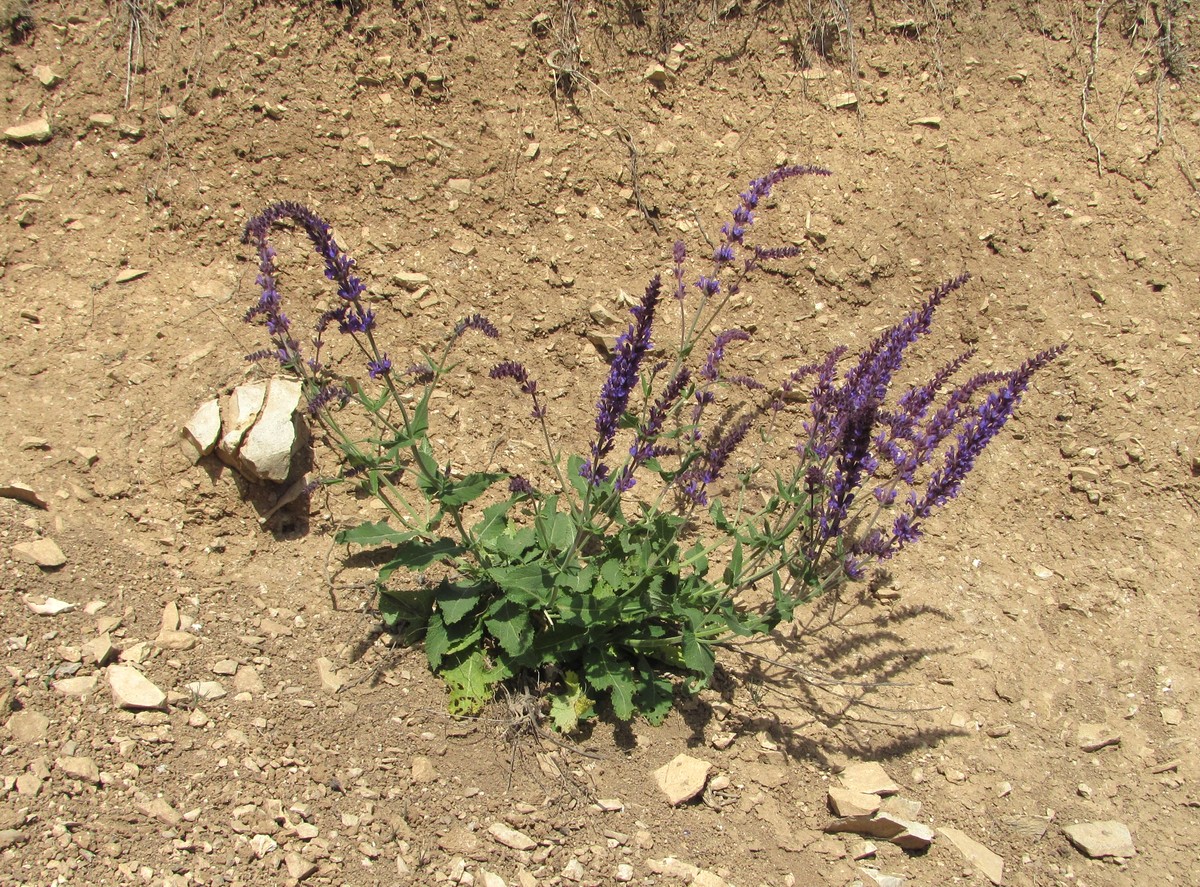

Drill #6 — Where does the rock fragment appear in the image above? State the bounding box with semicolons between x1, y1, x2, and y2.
7;710;49;743
840;762;900;796
939;827;1004;885
56;756;101;785
52;675;98;697
4;118;52;144
1076;723;1120;752
33;65;62;87
488;822;536;851
13;541;67;568
285;852;317;881
0;481;48;508
181;399;221;462
830;92;858;110
1063;821;1135;859
23;593;73;613
654;753;712;806
237;377;303;482
139;797;182;826
411;756;437;784
108;666;166;710
316;657;344;694
828;788;881;817
217;381;267;461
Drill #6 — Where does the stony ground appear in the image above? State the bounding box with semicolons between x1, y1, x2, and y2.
1;0;1199;885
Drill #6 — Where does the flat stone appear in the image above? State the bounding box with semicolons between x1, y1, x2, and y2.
411;756;437;783
0;481;48;508
1063;821;1135;859
393;271;430;290
7;711;50;743
828;788;881;817
33;65;63;87
52;675;99;697
840;762;900;796
108;665;166;710
217;381;267;461
12;540;66;568
654;754;712;806
249;834;278;858
316;657;343;694
1077;723;1120;752
237;378;302;482
5;118;52;144
181;398;221;461
233;665;264;695
56;755;101;784
87;113;116;129
155;629;198;651
830;92;858;110
23;593;73;613
858;867;904;887
82;634;116;666
284;851;317;880
488;822;536;851
887;818;935;850
939;827;1004;885
139;797;182;827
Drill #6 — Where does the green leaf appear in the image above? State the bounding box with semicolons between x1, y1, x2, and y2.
585;650;637;721
486;563;554;607
566;455;590;498
680;628;715;682
441;471;504;508
474;500;514;551
442;650;491;716
425;612;449;670
377;538;465;583
548;670;595;733
633;660;674;725
436;582;483;626
335;520;414;547
484;599;533;657
377;587;434;627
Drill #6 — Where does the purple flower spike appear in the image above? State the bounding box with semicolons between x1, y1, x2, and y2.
583;275;663;485
491;360;546;420
367;355;392;379
455;313;500;339
701;329;751;382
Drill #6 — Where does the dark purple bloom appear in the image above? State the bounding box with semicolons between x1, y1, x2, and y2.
307;384;350;416
491;360;546;419
680;410;754;504
614;367;693;492
455;313;500;339
582;275;663;485
695;275;720;297
508;476;535;496
367;355;392;379
405;363;435;384
672;241;688;301
713;244;735;265
701;329;751;382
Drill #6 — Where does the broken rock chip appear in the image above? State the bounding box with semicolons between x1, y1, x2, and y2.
4;118;52;145
1063;820;1135;859
0;481;48;508
217;381;267;461
181;398;221;462
56;755;101;785
12;540;67;568
840;762;901;796
488;821;537;851
654;753;713;806
939;827;1004;886
23;594;73;614
828;788;882;818
1076;723;1120;753
236;377;303;482
108;665;166;710
7;710;50;743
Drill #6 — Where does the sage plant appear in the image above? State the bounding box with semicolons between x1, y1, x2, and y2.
240;167;1064;727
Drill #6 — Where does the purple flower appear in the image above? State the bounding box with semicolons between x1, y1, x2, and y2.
680;410;754;504
455;313;500;339
307;384;350;416
367;355;392;379
614;367;692;492
491;360;545;419
582;275;663;485
695;275;720;297
508;476;535;496
671;241;687;301
701;329;751;382
405;363;435;384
